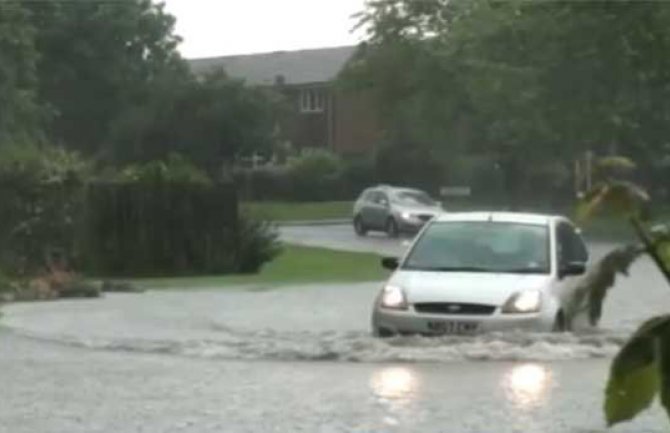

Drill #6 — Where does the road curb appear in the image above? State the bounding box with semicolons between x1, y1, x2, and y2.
276;219;350;227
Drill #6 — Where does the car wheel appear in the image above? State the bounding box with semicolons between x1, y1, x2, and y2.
552;311;568;333
353;215;367;236
385;218;399;238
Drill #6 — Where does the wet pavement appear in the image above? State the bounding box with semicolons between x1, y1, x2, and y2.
2;331;667;433
2;225;670;432
279;224;409;257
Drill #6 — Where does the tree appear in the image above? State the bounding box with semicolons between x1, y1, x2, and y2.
0;2;41;143
108;70;279;175
24;0;187;155
349;0;670;204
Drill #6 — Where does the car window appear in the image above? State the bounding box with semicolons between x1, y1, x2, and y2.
557;222;589;265
403;221;550;274
371;191;389;205
392;190;436;206
360;189;375;202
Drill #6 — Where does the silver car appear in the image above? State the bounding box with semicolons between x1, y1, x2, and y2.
353;185;443;237
371;212;589;337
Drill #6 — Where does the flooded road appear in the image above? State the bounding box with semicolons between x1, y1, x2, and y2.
3;330;666;433
2;226;670;432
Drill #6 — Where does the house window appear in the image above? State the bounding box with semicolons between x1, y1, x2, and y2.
299;88;325;113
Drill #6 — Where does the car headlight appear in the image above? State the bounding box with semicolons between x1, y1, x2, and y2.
400;212;413;220
380;285;408;310
502;290;542;314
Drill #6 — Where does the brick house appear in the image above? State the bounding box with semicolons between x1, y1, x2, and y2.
189;46;382;155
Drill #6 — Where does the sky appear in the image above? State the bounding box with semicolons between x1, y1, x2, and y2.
162;0;367;59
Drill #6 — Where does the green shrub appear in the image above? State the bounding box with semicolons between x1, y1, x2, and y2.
0;269;13;293
119;153;211;185
234;165;293;201
286;148;342;179
81;182;280;277
236;218;282;274
0;144;88;276
235;150;361;202
81;182;239;277
286;149;343;201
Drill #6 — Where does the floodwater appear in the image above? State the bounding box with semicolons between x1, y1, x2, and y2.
1;226;670;432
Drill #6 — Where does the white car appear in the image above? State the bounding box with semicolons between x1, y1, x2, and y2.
371;212;589;336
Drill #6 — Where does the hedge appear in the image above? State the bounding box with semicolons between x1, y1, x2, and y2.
81;182;240;277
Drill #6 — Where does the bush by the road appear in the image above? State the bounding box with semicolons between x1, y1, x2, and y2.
235;218;282;274
0;269;12;293
285;149;343;201
235;150;377;202
81;181;240;277
0;146;280;280
117;153;212;185
0;144;88;277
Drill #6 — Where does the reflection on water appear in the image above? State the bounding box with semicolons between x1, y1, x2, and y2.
370;366;420;402
503;364;552;409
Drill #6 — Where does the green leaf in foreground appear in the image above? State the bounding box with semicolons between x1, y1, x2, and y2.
605;316;670;426
660;327;670;424
606;361;658;426
596;156;637;174
657;241;670;270
577;181;650;223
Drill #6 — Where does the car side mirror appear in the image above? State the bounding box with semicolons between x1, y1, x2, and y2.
560;262;586;278
381;257;399;270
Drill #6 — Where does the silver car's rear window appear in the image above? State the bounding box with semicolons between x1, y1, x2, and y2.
403;221;551;274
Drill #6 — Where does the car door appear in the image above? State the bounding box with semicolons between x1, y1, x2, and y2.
364;191;389;229
359;190;383;228
355;189;374;226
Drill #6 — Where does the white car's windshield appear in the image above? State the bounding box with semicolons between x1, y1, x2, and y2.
392;190;436;207
403;221;550;274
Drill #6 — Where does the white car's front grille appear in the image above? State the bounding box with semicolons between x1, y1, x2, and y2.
414;302;496;316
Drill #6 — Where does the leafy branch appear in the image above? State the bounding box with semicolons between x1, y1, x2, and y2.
575;156;670;426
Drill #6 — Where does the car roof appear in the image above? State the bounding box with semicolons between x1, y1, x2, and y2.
373;185;425;194
434;212;562;226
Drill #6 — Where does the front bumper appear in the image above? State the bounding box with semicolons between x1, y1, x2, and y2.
372;305;555;336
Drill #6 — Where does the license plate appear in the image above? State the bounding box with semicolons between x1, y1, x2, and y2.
427;321;479;335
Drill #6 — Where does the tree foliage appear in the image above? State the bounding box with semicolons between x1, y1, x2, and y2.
109;70;279;173
350;0;670;198
0;143;89;276
0;2;41;142
23;0;186;154
0;0;276;175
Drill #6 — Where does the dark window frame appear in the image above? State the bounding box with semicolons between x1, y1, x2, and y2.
556;222;589;266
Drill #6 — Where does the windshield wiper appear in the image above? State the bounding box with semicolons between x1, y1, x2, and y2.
496;267;547;274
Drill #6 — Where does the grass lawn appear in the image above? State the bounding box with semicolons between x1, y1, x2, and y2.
241;201;352;222
136;245;388;290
